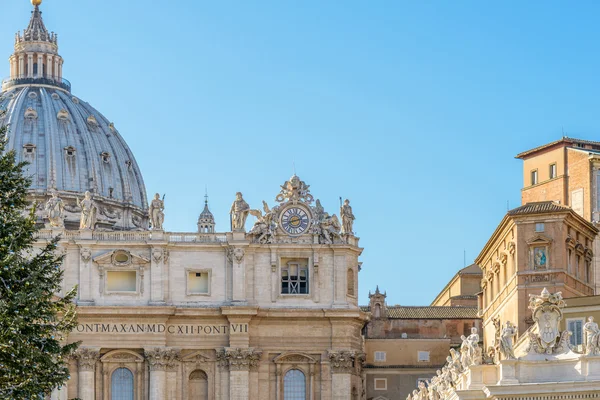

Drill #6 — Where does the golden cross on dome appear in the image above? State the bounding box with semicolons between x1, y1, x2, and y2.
31;0;42;6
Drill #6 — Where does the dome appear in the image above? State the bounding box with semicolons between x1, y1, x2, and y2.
0;3;148;230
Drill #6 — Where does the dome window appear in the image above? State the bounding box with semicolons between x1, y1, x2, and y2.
24;107;38;120
51;93;60;100
57;109;69;121
87;115;98;127
23;143;36;156
109;122;116;133
64;146;76;158
100;152;111;163
72;97;79;104
125;160;132;169
28;91;37;99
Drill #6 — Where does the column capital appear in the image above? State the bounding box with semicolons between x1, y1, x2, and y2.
75;347;100;371
327;350;360;374
216;347;262;371
144;347;179;371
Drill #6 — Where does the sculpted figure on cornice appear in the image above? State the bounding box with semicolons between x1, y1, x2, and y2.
45;190;64;228
216;348;262;371
317;213;342;244
526;288;571;355
340;199;355;235
584;316;600;355
230;192;250;232
75;347;100;371
248;201;278;244
144;347;179;371
77;191;97;230
276;174;313;205
148;193;165;230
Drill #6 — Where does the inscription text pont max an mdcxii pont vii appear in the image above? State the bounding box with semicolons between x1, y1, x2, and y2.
76;323;249;335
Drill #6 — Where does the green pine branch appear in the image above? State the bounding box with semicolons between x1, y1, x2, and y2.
0;117;80;399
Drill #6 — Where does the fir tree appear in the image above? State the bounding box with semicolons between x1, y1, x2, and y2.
0;115;79;399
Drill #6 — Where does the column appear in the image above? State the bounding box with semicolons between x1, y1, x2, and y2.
54;57;59;80
37;53;43;77
328;351;355;400
145;347;179;400
75;347;100;400
218;348;262;400
27;53;33;77
47;54;54;79
18;54;25;78
217;352;230;400
58;58;63;80
9;56;15;79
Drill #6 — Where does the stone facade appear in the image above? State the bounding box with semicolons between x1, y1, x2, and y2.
362;288;481;400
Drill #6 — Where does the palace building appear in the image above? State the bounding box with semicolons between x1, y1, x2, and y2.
0;3;366;399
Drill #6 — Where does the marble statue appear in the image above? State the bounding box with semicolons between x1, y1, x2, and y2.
45;190;64;228
230;192;250;231
340;198;355;234
313;199;325;222
584;316;600;355
499;321;517;360
460;327;482;368
77;191;97;230
148;193;165;230
319;213;342;244
248;201;277;243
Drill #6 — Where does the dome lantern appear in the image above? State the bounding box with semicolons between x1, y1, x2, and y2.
198;192;216;233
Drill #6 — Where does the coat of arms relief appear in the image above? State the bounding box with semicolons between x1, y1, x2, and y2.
526;288;572;355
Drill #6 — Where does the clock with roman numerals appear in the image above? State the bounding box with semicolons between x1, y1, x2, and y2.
280;206;310;236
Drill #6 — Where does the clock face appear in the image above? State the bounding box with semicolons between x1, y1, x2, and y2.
281;207;310;236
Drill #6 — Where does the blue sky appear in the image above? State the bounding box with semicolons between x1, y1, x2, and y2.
3;0;600;306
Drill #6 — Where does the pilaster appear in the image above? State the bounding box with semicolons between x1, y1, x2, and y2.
145;347;179;400
217;347;262;400
75;347;100;400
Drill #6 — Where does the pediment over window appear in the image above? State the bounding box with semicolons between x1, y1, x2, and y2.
100;349;144;363
273;352;317;364
181;350;214;363
93;249;150;267
526;233;553;245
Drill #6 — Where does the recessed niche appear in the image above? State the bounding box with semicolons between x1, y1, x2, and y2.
106;271;137;292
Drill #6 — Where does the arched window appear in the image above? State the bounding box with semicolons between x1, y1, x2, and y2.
111;368;134;400
189;370;208;400
284;369;306;400
347;269;355;296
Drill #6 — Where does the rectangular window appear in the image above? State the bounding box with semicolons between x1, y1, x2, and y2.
535;223;545;232
531;170;538;185
281;261;309;294
106;271;136;292
374;351;386;362
417;351;430;362
187;270;210;295
568;319;584;349
549;163;557;179
576;255;581;278
374;378;387;391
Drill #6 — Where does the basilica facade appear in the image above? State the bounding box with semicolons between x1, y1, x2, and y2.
0;3;366;400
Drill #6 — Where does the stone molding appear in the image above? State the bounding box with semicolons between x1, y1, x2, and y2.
217;347;262;371
144;347;179;371
75;347;100;371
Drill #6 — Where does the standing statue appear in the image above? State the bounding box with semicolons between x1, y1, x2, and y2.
148;193;165;230
460;327;482;368
45;190;64;228
340;198;355;234
230;192;250;231
584;316;600;355
77;191;97;230
499;321;517;360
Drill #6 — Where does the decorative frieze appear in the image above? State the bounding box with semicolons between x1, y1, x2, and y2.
145;347;179;371
216;347;262;371
75;347;100;371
